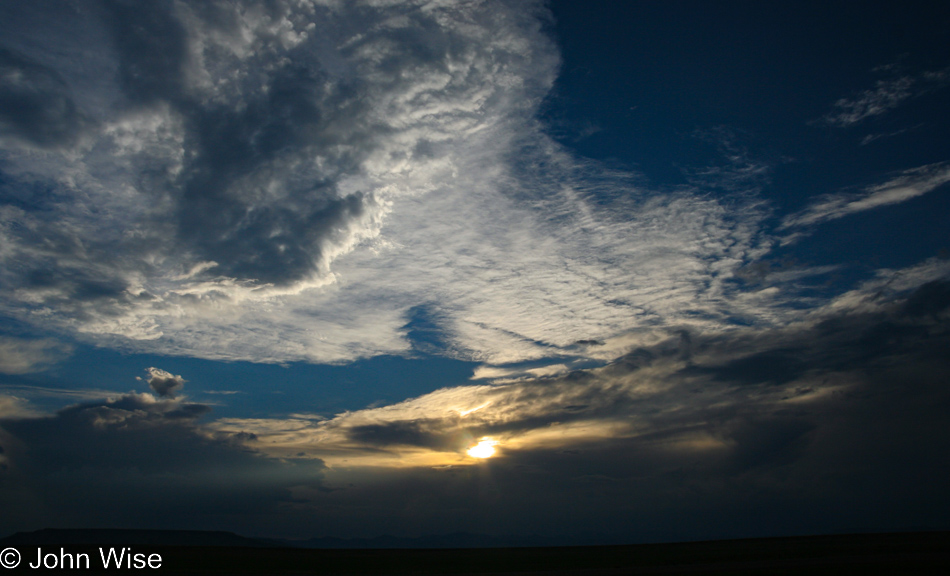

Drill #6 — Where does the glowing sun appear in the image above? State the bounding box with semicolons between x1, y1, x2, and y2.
466;438;498;459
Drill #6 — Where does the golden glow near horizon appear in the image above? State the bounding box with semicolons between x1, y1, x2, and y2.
466;437;498;458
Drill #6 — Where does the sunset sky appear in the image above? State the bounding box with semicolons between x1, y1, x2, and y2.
1;0;949;543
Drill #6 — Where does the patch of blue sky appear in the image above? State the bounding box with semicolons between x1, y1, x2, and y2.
7;343;478;419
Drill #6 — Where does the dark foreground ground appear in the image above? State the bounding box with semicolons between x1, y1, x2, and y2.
1;531;948;575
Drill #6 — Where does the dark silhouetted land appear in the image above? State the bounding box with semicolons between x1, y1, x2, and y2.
1;530;948;574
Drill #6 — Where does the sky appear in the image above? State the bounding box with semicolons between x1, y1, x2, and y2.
0;0;949;543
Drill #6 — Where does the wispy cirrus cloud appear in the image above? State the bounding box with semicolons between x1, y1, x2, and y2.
781;162;950;232
822;76;914;127
822;67;950;127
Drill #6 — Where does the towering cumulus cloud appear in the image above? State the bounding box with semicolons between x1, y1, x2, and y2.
144;367;186;398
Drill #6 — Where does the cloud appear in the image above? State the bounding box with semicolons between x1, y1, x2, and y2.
0;383;325;536
822;76;914;127
207;268;950;539
859;123;922;145
1;261;947;540
0;0;943;375
1;1;948;543
781;162;950;231
0;336;72;374
144;366;186;398
213;258;950;464
822;67;950;127
0;47;92;149
0;0;803;369
685;127;773;194
0;385;115;404
0;0;588;365
0;395;41;420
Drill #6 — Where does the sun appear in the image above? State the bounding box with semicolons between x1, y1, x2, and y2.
466;438;498;459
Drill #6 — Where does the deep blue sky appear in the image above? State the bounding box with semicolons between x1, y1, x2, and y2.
545;0;950;273
0;0;949;542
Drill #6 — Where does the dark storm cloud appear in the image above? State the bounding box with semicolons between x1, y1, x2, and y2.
318;275;950;473
95;0;377;286
99;0;189;106
264;278;950;540
2;274;948;540
23;266;127;302
0;389;325;534
902;279;950;317
0;48;90;149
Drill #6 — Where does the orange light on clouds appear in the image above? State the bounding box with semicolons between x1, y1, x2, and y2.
466;437;498;458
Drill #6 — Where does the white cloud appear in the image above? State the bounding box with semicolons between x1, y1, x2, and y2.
781;162;950;231
0;0;789;367
145;367;186;398
2;0;931;371
0;336;72;374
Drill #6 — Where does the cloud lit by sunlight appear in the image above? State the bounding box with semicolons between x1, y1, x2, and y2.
467;438;498;459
